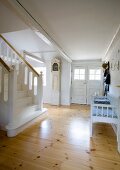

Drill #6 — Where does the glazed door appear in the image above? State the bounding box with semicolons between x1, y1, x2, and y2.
71;67;87;104
71;65;103;104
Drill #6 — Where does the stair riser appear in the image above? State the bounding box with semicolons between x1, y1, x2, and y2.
17;84;22;90
16;97;33;108
17;91;27;98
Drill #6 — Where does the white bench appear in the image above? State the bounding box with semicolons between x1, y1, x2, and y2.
90;95;119;137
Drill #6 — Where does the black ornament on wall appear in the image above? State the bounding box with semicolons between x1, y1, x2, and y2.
52;63;59;71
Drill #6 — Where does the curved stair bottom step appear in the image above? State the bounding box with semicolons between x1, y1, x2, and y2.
6;107;47;137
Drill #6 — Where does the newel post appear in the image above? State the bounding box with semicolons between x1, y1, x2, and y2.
8;66;17;128
37;71;43;110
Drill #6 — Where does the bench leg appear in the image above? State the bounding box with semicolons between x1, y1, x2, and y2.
90;119;93;137
117;123;120;153
90;105;93;137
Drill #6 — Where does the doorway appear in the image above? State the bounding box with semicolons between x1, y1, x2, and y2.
71;64;103;104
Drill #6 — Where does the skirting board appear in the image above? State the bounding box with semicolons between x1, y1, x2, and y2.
111;123;117;136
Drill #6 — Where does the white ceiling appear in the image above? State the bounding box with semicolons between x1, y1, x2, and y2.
3;29;56;53
15;0;120;60
0;0;28;33
0;0;56;57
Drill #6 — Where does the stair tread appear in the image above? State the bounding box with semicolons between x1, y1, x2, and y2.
17;96;32;100
15;104;40;116
17;90;27;92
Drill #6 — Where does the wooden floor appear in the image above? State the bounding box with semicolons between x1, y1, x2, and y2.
0;104;120;170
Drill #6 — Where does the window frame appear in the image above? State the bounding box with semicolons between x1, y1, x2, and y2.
74;68;85;80
89;68;101;81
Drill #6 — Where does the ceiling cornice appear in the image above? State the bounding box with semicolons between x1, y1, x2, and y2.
7;0;72;63
103;24;120;61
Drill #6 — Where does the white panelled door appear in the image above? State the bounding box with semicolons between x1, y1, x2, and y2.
87;67;103;104
71;65;103;104
71;67;87;104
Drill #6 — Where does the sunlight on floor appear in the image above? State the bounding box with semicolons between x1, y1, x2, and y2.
0;104;119;170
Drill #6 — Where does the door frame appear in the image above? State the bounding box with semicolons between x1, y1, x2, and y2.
71;65;87;104
71;60;103;104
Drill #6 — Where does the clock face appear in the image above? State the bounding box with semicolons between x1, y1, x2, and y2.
53;63;59;71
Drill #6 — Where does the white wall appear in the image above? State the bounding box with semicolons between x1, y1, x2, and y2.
43;58;52;103
104;28;120;137
43;55;71;105
105;29;120;97
0;1;28;34
61;58;71;105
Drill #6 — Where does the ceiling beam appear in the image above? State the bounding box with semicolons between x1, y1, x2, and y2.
23;50;45;63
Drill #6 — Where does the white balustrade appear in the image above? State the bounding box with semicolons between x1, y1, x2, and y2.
0;36;43;104
0;38;23;74
0;62;11;130
0;35;44;135
34;77;37;96
0;63;9;103
4;73;9;101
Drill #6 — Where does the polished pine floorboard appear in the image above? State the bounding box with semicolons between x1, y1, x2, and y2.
0;104;120;170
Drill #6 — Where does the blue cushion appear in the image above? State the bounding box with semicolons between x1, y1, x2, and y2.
94;96;110;104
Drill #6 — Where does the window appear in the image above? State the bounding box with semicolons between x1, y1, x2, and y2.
34;77;37;95
24;67;28;85
29;72;33;90
4;74;8;101
34;67;46;86
74;68;85;80
89;69;101;80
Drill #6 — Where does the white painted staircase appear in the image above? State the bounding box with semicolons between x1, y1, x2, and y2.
0;35;47;137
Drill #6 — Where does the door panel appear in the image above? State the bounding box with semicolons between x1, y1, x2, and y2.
72;67;87;104
87;67;103;104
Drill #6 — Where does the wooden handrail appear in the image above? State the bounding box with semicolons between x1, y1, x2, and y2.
0;58;12;72
0;34;39;76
